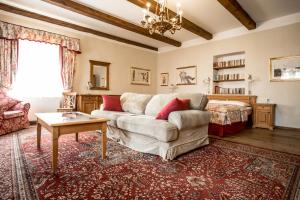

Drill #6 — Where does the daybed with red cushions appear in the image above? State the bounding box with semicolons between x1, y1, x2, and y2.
0;92;30;136
91;93;210;160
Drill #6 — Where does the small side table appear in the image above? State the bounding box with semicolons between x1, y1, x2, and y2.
253;103;276;130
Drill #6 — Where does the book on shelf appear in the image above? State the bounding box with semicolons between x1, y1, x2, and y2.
213;59;245;69
214;73;243;81
214;86;245;94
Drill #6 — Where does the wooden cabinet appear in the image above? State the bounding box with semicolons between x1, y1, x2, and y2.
253;103;276;130
77;95;102;114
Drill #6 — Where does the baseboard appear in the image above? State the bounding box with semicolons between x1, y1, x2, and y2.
29;121;37;125
275;126;300;132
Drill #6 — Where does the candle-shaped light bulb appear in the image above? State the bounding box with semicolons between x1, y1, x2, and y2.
146;2;151;11
142;9;147;20
178;10;183;23
176;2;181;14
158;0;164;5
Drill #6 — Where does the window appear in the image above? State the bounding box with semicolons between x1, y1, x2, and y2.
10;39;63;97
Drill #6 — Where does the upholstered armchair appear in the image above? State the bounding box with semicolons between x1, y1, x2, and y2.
0;95;30;136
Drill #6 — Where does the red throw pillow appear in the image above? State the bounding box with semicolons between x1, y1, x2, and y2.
102;95;123;112
156;98;188;120
180;99;190;110
0;97;20;114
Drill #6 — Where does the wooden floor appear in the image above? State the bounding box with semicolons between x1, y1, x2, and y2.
210;128;300;155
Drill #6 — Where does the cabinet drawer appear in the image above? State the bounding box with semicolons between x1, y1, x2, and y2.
82;96;98;101
255;105;271;112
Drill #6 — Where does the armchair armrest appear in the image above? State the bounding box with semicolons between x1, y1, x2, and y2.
168;110;211;130
11;102;30;113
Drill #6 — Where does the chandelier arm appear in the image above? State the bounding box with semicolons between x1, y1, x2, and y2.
142;0;182;36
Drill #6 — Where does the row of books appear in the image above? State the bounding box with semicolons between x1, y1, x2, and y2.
213;73;243;81
213;59;245;68
214;86;245;94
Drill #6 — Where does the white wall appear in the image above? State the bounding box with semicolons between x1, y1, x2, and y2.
157;23;300;128
0;13;157;120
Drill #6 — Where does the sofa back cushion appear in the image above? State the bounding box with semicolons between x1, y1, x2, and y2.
145;93;177;116
120;92;152;114
176;93;208;110
145;93;208;116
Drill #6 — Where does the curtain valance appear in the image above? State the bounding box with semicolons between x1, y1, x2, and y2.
0;21;81;52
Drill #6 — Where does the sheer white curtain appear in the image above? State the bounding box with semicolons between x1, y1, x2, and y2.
9;39;63;97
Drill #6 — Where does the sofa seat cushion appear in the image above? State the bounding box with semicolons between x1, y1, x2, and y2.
3;110;25;119
117;115;178;142
120;93;152;114
91;110;134;127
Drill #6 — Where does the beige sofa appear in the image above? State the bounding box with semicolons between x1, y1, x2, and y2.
91;92;210;160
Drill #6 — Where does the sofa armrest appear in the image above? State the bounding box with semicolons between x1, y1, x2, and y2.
11;102;30;113
168;110;211;130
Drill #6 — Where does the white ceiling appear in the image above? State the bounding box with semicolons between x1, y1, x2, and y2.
1;0;300;50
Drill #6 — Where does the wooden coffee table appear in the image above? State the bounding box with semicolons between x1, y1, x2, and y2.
35;112;109;173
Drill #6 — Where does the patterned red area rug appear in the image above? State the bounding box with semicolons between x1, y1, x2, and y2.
1;127;300;200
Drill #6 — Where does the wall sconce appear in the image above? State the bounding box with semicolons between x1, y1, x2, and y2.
169;84;178;93
202;77;211;94
247;74;254;95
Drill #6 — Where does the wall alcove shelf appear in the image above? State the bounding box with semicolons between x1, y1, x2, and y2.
213;52;246;95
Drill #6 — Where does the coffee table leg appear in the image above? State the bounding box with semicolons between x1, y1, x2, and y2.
37;122;41;148
52;128;59;173
75;132;79;142
101;123;107;159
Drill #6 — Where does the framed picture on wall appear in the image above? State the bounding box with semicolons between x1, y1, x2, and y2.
270;55;300;81
130;67;150;85
160;73;169;86
176;66;197;85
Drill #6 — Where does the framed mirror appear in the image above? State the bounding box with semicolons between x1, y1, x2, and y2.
89;60;110;90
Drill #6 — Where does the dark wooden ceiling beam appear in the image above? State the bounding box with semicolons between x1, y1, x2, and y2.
127;0;212;40
42;0;181;47
217;0;256;30
0;3;158;51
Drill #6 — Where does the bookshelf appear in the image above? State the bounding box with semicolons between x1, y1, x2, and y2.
213;52;246;95
213;65;245;70
213;79;245;83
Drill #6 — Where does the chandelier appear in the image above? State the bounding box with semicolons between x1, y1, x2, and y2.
141;0;183;35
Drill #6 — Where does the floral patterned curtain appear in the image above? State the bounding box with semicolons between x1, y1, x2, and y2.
61;47;77;91
0;21;80;52
0;39;18;89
